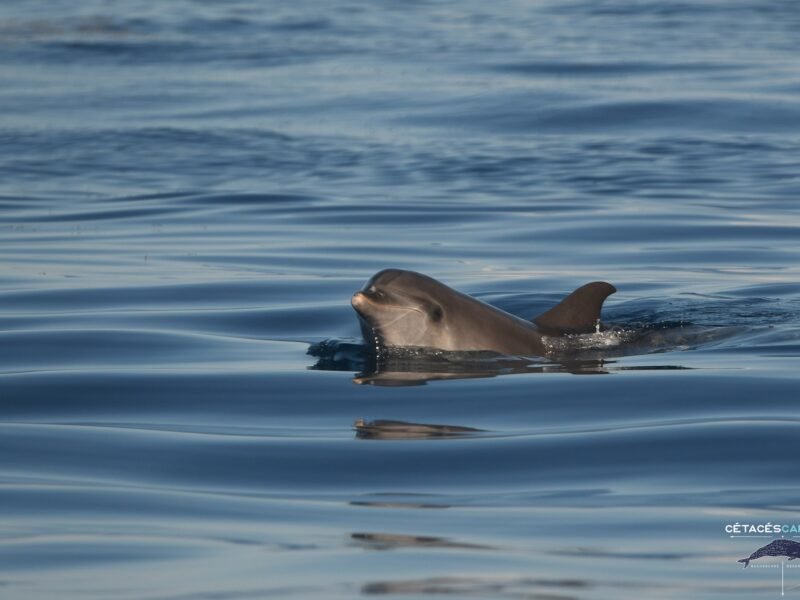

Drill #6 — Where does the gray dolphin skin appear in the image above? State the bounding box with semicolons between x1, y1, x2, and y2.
738;540;800;567
351;269;616;355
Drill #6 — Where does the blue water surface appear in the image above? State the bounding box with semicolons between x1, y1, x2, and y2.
1;1;800;598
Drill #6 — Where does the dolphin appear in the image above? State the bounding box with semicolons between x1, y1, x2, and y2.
738;539;800;567
351;269;616;356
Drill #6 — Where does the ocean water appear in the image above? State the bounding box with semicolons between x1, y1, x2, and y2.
1;0;800;598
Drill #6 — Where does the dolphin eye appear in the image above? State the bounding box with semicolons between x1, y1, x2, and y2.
430;306;443;322
368;286;385;299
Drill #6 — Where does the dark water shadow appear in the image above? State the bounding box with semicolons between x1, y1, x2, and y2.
351;532;492;551
349;500;450;510
551;547;694;561
356;571;731;598
360;575;592;598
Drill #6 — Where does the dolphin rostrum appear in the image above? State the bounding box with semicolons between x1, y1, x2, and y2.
351;269;616;356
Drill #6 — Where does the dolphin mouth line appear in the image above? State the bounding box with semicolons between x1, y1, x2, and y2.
374;307;425;331
352;292;427;349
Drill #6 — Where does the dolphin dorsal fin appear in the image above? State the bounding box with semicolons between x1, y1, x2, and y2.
533;281;616;335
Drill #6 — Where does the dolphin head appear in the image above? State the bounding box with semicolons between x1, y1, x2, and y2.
351;269;448;349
